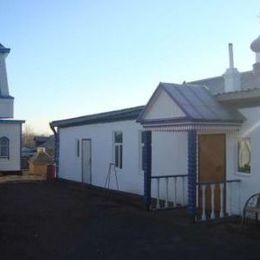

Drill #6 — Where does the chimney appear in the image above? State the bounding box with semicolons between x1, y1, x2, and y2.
223;43;241;92
250;35;260;74
0;44;10;96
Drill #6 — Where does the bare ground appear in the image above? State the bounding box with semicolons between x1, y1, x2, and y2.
0;179;259;260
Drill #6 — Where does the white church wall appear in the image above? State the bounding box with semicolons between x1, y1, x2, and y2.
151;131;188;205
226;107;260;215
59;120;145;195
58;120;189;201
0;98;13;118
0;123;21;171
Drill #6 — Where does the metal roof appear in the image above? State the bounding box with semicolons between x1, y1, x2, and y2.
216;87;260;108
138;82;244;125
50;106;145;128
189;71;260;95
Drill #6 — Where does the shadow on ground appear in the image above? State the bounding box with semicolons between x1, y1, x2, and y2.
0;180;259;260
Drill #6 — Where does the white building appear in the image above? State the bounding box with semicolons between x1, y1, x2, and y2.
51;35;260;222
0;44;24;173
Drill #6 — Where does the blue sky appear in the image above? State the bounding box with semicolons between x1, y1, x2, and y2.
0;1;259;134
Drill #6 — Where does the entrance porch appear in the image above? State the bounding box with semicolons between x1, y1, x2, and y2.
137;83;244;222
143;130;241;222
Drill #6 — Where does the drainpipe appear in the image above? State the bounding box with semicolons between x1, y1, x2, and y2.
50;123;59;178
143;131;152;211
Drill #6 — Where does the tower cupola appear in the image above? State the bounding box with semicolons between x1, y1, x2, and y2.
0;43;10;96
250;35;260;74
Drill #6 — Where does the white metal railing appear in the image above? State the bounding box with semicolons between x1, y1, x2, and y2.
151;174;188;210
196;179;241;221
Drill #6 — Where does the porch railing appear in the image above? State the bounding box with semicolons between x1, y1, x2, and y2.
196;179;241;221
150;174;188;210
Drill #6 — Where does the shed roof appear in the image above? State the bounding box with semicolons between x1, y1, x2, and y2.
50;106;145;128
138;82;244;125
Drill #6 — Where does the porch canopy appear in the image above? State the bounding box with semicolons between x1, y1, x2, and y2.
137;82;244;220
137;82;244;131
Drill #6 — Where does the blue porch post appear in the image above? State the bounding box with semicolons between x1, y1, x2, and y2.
143;131;152;211
188;129;197;222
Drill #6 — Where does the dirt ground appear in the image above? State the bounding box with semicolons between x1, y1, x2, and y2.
0;180;260;260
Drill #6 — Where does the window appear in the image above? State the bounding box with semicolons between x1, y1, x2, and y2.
76;139;80;157
114;131;123;169
238;138;251;173
139;131;145;172
0;137;9;158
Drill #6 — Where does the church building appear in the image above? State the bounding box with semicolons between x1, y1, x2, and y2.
51;34;260;222
0;44;24;173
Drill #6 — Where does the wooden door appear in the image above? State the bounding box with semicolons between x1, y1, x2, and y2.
198;134;225;211
82;139;92;184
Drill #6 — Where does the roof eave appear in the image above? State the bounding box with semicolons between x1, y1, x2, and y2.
216;88;260;108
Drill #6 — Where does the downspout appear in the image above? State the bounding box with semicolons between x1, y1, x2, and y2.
50;123;59;178
188;130;197;223
143;131;152;211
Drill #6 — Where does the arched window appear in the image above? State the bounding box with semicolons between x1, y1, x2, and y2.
0;137;9;158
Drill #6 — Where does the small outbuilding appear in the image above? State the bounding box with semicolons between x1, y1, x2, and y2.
29;147;53;176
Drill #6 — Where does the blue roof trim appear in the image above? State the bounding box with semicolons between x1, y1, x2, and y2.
0;96;14;99
50;106;145;128
0;120;25;124
0;44;10;54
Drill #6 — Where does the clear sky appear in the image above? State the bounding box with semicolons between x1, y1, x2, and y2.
0;1;259;134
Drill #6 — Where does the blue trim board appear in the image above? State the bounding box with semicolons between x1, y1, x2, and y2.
0;96;14;99
188;130;197;222
0;48;10;54
0;120;25;124
143;131;152;210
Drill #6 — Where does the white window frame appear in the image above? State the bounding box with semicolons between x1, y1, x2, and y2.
138;130;145;174
237;137;251;175
113;131;123;170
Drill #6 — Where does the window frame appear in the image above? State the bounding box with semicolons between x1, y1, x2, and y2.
237;137;251;175
138;130;145;174
76;139;80;157
0;137;9;159
113;131;123;170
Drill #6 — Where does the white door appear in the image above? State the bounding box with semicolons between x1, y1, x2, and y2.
82;139;92;184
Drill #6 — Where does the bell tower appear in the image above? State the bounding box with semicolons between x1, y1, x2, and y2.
0;43;14;118
0;44;11;96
